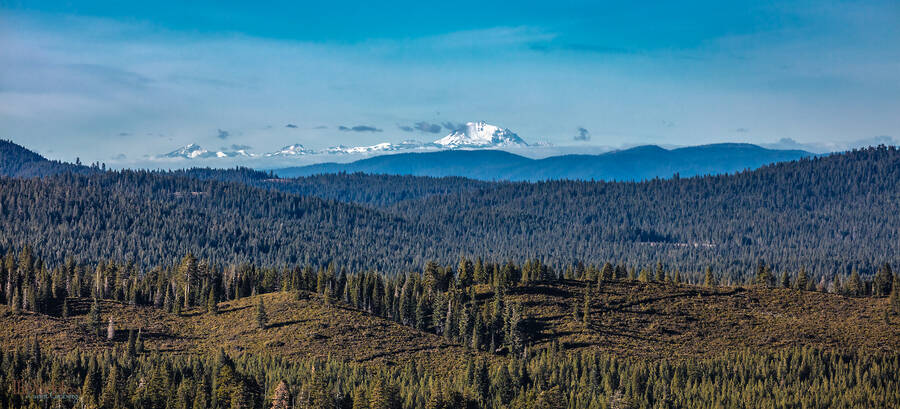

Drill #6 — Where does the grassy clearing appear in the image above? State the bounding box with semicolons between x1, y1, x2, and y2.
504;280;899;359
2;281;896;368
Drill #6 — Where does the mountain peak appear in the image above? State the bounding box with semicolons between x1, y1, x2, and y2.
163;144;255;159
433;121;527;148
267;144;314;157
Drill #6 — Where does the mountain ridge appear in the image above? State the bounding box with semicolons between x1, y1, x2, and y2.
158;121;527;160
275;142;813;181
0;139;95;177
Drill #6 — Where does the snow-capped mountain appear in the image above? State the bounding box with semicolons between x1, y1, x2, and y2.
323;142;398;155
158;122;526;161
162;144;255;159
163;144;212;159
323;140;425;154
266;144;314;157
433;121;527;148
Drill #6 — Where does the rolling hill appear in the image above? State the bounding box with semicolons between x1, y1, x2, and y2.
0;139;95;177
1;291;474;370
275;143;812;181
3;280;896;365
0;141;898;280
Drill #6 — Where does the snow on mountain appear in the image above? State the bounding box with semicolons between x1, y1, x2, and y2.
323;140;425;154
158;122;527;160
227;149;254;158
433;121;527;148
266;144;314;156
163;144;215;159
161;144;255;159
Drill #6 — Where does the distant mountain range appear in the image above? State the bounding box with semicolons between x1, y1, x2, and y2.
161;121;526;159
2;138;812;183
156;120;813;182
275;143;813;181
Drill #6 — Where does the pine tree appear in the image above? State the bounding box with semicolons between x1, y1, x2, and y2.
89;297;102;338
369;378;400;409
179;253;199;309
316;269;327;295
890;274;900;315
474;258;487;284
174;290;183;315
136;329;144;354
444;298;455;341
655;262;665;282
600;263;614;282
257;297;267;329
582;288;591;327
81;360;100;407
471;312;482;350
11;287;20;312
415;296;430;331
457;303;471;345
506;303;524;357
638;269;649;283
30;337;41;364
351;386;369;409
457;258;473;288
473;359;490;404
207;288;218;314
756;260;773;287
781;271;791;288
875;263;894;297
127;329;136;357
703;266;715;287
572;297;582;322
194;377;211;409
796;268;810;291
847;270;863;297
99;365;119;408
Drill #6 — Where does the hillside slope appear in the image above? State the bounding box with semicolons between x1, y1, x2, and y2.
0;292;474;370
503;280;899;359
0;139;94;177
0;171;415;269
2;282;896;365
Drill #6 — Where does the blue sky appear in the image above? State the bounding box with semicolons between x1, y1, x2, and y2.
1;1;898;163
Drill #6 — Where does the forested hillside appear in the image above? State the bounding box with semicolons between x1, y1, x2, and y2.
0;171;417;270
389;146;900;280
0;143;898;284
0;140;95;177
178;168;495;207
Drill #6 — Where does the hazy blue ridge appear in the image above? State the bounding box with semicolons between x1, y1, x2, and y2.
274;143;813;181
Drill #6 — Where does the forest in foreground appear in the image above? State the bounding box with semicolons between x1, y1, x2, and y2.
1;140;899;408
1;246;899;408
